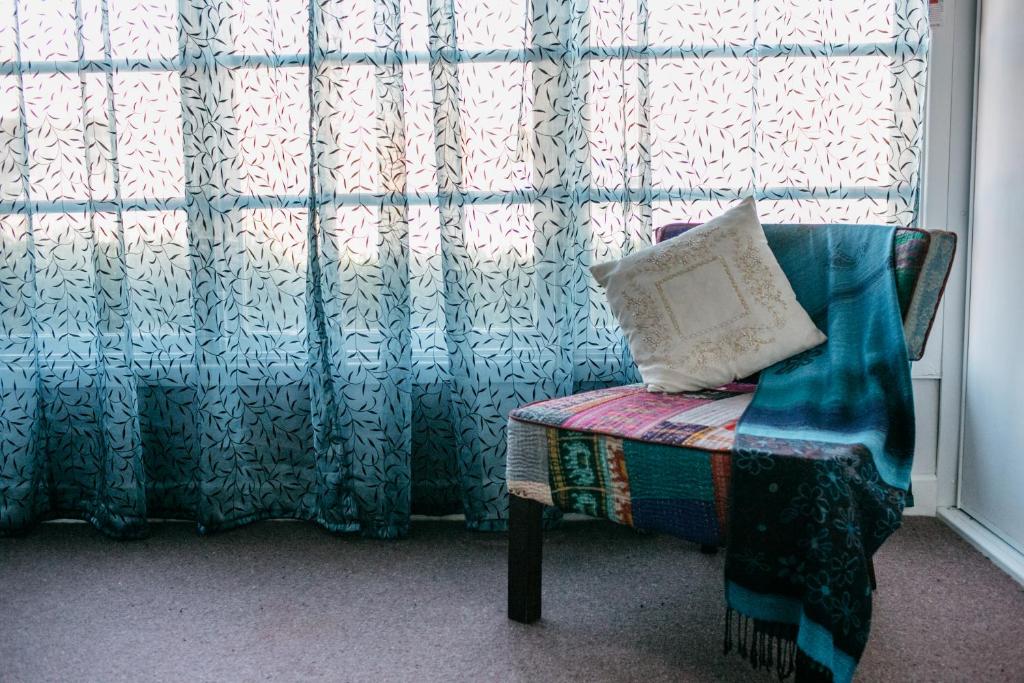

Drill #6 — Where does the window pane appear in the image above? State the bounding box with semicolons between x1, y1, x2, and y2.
409;203;442;331
649;59;754;192
758;0;894;44
459;62;531;193
108;0;179;61
332;203;380;330
229;0;309;55
33;211;94;336
124;210;192;333
756;56;893;190
0;0;17;63
589;58;646;191
0;213;32;336
647;0;753;48
400;0;430;52
757;198;899;225
589;0;639;48
0;75;24;202
115;72;185;200
455;0;529;52
463;203;535;329
233;66;309;196
652;198;735;227
316;65;378;194
16;2;77;62
82;74;115;200
318;0;375;55
23;74;89;202
237;208;307;333
403;64;439;196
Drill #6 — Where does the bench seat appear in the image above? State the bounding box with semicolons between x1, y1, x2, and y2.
508;382;754;546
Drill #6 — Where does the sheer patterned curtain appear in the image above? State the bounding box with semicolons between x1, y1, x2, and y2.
0;0;929;537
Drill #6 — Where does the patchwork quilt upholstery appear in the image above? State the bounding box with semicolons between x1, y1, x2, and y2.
507;383;756;545
507;225;956;546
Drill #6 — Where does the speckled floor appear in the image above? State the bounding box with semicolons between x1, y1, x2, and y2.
2;517;1022;682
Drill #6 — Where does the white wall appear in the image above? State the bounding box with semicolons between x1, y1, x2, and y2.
958;0;1024;553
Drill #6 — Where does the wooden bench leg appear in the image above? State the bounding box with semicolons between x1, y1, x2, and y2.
508;494;543;623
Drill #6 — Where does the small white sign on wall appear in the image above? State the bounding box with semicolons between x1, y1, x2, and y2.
930;0;945;27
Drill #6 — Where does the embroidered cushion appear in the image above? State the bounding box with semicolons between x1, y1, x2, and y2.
591;197;826;392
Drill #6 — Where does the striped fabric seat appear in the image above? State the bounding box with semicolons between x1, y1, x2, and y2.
506;225;956;546
508;383;753;544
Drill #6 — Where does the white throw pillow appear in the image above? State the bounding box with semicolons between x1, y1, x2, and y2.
591;197;826;392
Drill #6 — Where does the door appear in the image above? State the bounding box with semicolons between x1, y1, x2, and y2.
959;0;1024;552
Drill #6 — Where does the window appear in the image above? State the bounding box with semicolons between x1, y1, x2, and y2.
0;0;928;379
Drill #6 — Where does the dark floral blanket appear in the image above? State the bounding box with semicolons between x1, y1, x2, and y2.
725;225;915;682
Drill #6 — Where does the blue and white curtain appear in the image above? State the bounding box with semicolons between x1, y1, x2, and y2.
0;0;929;537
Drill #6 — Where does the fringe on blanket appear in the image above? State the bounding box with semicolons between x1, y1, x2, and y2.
723;609;833;682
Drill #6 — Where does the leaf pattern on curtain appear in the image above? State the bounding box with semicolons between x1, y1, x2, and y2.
0;0;928;537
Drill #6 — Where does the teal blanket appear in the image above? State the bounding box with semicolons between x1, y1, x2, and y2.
726;225;915;682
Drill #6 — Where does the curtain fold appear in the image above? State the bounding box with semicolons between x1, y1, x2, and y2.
0;0;929;538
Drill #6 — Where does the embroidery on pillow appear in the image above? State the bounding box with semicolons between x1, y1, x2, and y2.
654;256;751;342
618;219;792;377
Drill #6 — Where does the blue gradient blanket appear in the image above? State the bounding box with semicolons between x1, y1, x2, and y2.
725;225;915;682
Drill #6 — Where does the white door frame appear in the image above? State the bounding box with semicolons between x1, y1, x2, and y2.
910;0;978;515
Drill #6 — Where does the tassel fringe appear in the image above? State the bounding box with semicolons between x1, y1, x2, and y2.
724;608;799;681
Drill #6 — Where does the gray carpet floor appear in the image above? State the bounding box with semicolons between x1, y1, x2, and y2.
1;517;1022;682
